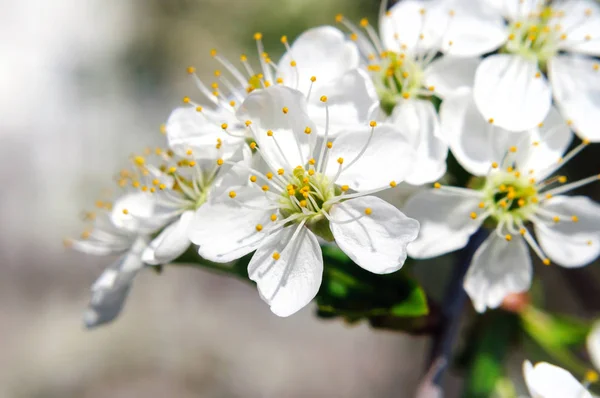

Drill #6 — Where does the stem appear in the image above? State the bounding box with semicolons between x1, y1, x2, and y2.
427;229;489;388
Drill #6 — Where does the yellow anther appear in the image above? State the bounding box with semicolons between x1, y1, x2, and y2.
505;234;512;241
478;202;485;209
370;120;377;127
327;141;333;149
267;130;274;137
270;214;277;222
531;197;539;204
335;14;343;22
402;92;411;99
211;82;219;89
519;228;526;236
594;63;599;71
509;146;517;153
588;240;593;246
583;138;591;145
320;95;328;102
491;162;499;169
282;107;289;114
514;171;521;178
304;127;312;134
276;77;284;84
134;156;145;166
308;158;316;165
221;123;228;130
566;119;573;126
158;183;166;190
250;142;257;150
255;224;263;232
141;186;148;192
360;18;369;27
535;72;541;78
433;182;441;189
229;191;236;198
545;193;553;199
368;64;382;72
299;200;307;207
543;258;551;266
160;124;167;134
254;32;263;40
506;166;514;172
290;60;297;67
518;199;526;207
122;209;129;215
280;35;288;44
419;8;426;15
507;191;516;200
338;185;348;192
337;157;344;164
186;66;195;74
132;181;140;188
508;33;516;40
183;96;190;104
250;175;257;183
229;100;236;107
277;168;284;175
448;40;454;46
488;118;494;124
499;184;507;192
553;216;560;223
558;176;567;183
364;207;373;215
80;231;91;240
586;370;600;383
310;76;316;82
240;54;248;62
266;172;273;180
261;184;270;192
302;191;309;198
571;215;579;223
585;34;592;41
389;181;397;188
402;71;409;79
152;178;160;186
217;158;224;166
210;49;217;57
272;251;281;260
350;33;358;41
470;212;477;219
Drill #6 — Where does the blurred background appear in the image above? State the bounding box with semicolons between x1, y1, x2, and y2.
1;0;599;397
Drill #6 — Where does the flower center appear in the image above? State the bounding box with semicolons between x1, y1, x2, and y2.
503;7;559;68
481;170;539;224
369;51;427;115
278;166;337;220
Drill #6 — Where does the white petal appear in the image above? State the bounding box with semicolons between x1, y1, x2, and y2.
142;211;194;265
464;234;532;313
277;26;359;95
188;186;271;263
380;0;438;54
248;226;323;317
237;86;314;171
307;69;378;138
473;54;552;131
439;0;507;56
404;188;483;258
390;99;448;185
549;55;600;142
166;106;243;159
330;196;419;274
423;57;480;99
535;196;600;268
587;321;600;372
84;238;147;328
523;360;592;398
554;0;600;56
326;123;417;191
441;89;572;177
111;192;167;234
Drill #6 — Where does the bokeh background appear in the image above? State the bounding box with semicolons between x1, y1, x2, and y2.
2;0;599;397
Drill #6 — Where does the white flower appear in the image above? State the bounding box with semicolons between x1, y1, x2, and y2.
333;2;493;184
588;321;600;374
404;88;600;312
165;27;371;159
469;0;600;137
188;85;420;316
523;360;594;398
132;145;252;265
68;190;168;327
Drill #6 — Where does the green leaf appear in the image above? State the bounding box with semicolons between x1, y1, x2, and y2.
390;281;428;317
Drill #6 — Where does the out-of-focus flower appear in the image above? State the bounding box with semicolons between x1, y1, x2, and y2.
523;360;594;398
469;0;600;137
67;185;169;327
404;89;600;312
188;85;419;316
588;321;600;372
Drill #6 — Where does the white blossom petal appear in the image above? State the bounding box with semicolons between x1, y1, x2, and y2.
166;106;243;159
111;192;167;234
380;0;439;54
308;69;378;138
464;234;532;313
326;123;417;191
549;55;600;142
277;26;359;95
404;188;483;258
423;57;480;99
248;226;323;317
390;99;448;185
330;196;419;274
84;238;147;328
587;321;600;372
523;360;592;398
237;86;315;171
554;0;600;56
188;186;271;263
142;211;194;265
535;196;600;268
474;54;552;132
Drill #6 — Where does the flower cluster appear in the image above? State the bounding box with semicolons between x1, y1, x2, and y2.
68;0;600;352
